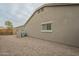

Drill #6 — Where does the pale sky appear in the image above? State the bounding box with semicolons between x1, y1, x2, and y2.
0;3;43;27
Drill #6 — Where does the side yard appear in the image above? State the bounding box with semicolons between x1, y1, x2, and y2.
0;35;79;56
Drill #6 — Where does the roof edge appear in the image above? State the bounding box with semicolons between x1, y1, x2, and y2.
23;3;79;27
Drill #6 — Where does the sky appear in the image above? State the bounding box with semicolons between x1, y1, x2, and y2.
0;3;43;27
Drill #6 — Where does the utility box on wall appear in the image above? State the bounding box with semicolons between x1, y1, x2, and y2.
21;32;27;37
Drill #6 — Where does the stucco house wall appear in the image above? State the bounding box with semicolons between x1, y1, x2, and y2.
15;25;25;38
25;4;79;47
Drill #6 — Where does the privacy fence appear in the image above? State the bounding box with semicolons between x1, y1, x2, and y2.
0;29;14;35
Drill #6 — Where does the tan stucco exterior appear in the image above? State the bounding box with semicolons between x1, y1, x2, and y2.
15;25;25;38
24;4;79;47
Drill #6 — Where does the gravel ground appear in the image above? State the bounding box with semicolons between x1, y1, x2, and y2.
0;35;79;56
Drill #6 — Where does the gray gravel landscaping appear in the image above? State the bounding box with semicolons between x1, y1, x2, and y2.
0;35;79;56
